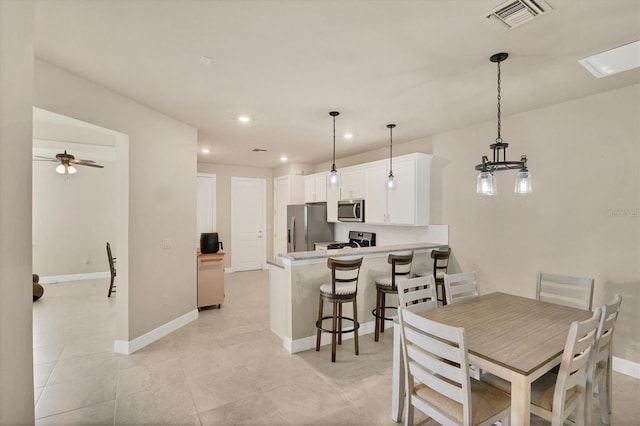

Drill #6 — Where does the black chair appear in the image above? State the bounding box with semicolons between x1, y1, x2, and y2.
315;257;363;362
416;248;451;305
106;242;116;297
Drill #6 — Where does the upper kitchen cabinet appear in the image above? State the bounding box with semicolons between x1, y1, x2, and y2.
364;153;431;226
340;167;364;200
304;172;327;203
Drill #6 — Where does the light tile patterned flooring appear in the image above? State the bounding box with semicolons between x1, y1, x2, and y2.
33;270;639;425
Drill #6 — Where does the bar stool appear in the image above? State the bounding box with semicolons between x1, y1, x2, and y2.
416;248;450;305
315;257;364;362
372;252;413;342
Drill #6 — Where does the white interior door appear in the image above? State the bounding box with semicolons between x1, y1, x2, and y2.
231;177;266;271
273;176;290;260
196;173;216;246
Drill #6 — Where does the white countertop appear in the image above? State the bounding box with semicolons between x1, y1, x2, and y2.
277;242;447;264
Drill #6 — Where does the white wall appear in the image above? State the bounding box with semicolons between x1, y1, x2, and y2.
32;157;116;276
433;84;639;362
34;59;198;342
0;0;35;422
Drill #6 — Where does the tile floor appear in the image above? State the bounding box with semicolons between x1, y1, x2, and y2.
33;270;639;425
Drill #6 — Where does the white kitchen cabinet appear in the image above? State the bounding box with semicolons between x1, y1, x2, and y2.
363;153;431;226
363;162;388;224
326;186;340;222
340;167;364;200
304;172;327;203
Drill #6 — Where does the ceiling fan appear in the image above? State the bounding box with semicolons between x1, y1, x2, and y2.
33;150;104;175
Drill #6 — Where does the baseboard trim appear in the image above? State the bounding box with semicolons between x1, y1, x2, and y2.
40;271;110;283
114;309;198;355
613;356;640;379
224;268;235;274
285;319;394;354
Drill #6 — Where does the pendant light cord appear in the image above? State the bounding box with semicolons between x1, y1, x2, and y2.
389;126;393;175
332;114;336;171
496;60;502;143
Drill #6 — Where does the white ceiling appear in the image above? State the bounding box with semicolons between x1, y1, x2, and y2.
33;0;640;168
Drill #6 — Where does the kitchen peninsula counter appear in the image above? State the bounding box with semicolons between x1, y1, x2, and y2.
269;242;447;353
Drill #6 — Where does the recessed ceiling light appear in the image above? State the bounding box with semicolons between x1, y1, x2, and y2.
344;133;354;139
199;56;213;65
579;40;640;78
201;148;210;154
238;115;251;123
280;155;288;162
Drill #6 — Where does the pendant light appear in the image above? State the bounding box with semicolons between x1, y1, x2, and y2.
385;124;396;191
474;52;531;195
327;111;341;190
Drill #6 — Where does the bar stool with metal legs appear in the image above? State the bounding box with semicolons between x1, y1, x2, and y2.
315;257;364;362
372;252;413;342
416;247;450;305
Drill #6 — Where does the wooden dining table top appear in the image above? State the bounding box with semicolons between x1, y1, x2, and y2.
419;292;593;376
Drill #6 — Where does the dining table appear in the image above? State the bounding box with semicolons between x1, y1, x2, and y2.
391;292;593;425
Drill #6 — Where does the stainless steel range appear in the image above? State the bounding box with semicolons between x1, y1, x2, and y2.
327;231;376;249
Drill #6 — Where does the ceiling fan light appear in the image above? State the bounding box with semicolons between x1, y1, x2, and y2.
68;165;78;174
56;164;66;174
327;169;341;190
514;170;532;193
477;171;497;195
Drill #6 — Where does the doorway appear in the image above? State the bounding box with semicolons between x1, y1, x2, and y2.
231;177;266;271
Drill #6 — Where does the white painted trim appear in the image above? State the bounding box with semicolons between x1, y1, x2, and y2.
284;319;394;353
613;356;640;379
224;268;235;274
113;309;198;355
40;271;110;283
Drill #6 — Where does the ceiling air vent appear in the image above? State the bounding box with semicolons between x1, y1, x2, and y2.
486;0;552;29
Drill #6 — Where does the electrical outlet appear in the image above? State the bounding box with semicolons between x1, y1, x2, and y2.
162;238;173;249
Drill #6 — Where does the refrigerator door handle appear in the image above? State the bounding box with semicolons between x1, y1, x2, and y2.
288;216;295;251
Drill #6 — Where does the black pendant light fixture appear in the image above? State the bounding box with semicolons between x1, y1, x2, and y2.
475;52;531;195
327;111;341;190
385;124;396;191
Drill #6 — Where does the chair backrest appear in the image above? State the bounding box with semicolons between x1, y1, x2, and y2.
537;271;594;311
388;252;413;286
444;272;479;304
431;248;451;278
552;308;601;425
106;242;116;275
326;257;363;295
398;306;472;425
594;294;622;364
397;275;437;313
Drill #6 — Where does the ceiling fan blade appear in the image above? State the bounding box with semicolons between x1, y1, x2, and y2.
75;162;104;168
33;155;57;161
33;158;58;162
70;158;96;163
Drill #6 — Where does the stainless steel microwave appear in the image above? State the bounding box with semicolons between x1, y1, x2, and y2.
338;199;365;222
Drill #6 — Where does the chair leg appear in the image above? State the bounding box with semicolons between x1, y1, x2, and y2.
353;297;359;356
315;296;324;351
108;275;115;297
405;398;414;426
338;302;343;345
380;292;386;334
600;360;612;424
374;289;381;342
331;301;338;362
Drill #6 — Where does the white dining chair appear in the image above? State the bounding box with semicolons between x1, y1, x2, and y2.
537;271;594;311
483;308;601;426
444;272;479;304
398;306;511;426
586;294;622;425
396;275;437;314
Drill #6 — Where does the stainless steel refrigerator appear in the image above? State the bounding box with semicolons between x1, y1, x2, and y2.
287;203;335;252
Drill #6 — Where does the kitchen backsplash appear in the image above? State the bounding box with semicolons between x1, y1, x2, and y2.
334;223;448;246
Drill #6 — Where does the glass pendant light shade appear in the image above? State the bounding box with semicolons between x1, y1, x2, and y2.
477;171;497;195
68;165;78;174
514;170;532;193
327;169;341;190
56;164;66;174
386;173;396;191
